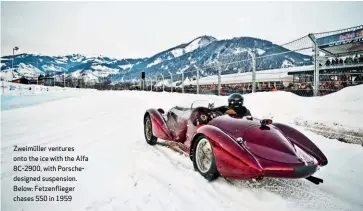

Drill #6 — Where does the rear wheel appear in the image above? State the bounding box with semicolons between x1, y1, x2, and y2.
192;135;219;181
144;114;157;145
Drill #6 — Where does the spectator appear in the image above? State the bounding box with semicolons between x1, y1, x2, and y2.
354;54;359;63
339;58;344;65
325;59;331;66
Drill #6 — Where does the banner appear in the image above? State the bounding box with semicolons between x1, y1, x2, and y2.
317;28;363;55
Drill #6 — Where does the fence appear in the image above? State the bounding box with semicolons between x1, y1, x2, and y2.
133;25;363;97
0;81;80;96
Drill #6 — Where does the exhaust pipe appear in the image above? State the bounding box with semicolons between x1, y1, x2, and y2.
305;176;323;185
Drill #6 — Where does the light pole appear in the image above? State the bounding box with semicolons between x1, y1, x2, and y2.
149;77;153;91
12;46;19;81
168;71;173;93
181;70;185;93
154;75;157;91
63;70;65;88
247;49;256;93
160;73;164;92
193;65;200;94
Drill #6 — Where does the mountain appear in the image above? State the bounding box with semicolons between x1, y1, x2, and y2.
1;36;312;83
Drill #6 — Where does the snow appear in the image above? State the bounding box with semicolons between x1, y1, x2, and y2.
185;37;211;53
93;58;105;64
170;37;213;58
91;65;119;76
176;65;190;75
118;64;133;69
256;48;265;55
14;63;44;78
147;58;163;68
56;57;68;63
1;86;363;211
281;59;294;68
69;70;82;78
0;69;20;81
233;48;247;54
42;64;63;72
1;89;92;110
171;48;184;57
69;55;85;63
79;70;99;83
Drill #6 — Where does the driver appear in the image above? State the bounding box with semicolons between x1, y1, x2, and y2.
224;93;251;118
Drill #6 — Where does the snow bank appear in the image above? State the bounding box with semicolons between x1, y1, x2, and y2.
243;85;363;133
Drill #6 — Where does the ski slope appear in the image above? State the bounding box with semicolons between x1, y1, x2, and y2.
1;86;363;211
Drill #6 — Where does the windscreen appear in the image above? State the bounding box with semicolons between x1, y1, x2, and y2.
190;99;216;110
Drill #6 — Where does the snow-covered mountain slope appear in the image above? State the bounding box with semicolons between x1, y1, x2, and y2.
1;85;363;211
1;36;312;83
143;35;216;68
0;54;144;80
0;63;45;81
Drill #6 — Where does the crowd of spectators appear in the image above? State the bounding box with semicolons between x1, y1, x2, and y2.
322;54;363;66
148;72;362;97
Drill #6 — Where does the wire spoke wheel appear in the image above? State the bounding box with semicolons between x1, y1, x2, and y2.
195;138;213;173
144;114;157;145
145;118;152;140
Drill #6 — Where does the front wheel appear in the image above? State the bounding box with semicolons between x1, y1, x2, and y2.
144;114;157;145
192;135;219;181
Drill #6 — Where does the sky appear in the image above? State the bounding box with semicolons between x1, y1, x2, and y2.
1;1;363;59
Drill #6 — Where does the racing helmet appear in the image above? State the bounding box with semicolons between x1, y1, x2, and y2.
228;93;244;108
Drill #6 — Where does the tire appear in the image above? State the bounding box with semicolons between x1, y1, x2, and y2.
192;135;219;181
144;114;157;145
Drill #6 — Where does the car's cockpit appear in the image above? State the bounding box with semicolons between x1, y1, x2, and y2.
189;106;227;127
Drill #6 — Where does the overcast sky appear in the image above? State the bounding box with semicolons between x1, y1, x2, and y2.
1;1;363;58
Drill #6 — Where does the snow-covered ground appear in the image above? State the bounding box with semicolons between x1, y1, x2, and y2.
1;86;363;211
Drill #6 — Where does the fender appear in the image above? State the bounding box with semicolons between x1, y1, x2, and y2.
145;109;173;140
273;123;328;166
192;125;263;179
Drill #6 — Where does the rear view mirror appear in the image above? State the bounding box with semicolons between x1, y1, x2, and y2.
208;103;214;109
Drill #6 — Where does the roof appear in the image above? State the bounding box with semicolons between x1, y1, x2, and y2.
188;66;311;85
316;25;363;57
288;63;363;75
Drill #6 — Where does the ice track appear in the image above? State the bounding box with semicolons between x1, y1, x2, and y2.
2;90;363;211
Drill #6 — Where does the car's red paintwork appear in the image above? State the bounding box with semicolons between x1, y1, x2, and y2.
144;105;328;180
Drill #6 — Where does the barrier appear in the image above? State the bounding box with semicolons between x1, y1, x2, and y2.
1;81;77;96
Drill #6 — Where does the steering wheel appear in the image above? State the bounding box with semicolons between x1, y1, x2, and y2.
191;107;218;126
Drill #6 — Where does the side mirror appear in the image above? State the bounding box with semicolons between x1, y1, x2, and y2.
157;108;165;114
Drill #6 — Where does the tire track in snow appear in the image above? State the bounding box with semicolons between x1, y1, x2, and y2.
149;141;360;211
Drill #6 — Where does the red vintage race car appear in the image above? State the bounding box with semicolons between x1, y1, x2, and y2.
143;100;328;185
